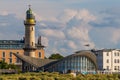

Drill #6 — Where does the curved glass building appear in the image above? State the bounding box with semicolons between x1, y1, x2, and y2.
13;50;97;74
43;51;97;74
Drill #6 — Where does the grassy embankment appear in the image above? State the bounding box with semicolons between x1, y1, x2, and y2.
0;72;120;80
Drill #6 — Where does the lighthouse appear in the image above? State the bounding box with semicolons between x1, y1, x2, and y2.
23;5;36;57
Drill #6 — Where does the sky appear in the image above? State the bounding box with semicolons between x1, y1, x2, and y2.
0;0;120;57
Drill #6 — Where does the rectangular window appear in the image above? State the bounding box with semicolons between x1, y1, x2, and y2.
9;58;12;64
106;59;109;63
117;52;119;56
118;66;120;70
106;52;109;56
2;52;5;57
117;59;119;63
39;52;41;57
114;66;117;70
114;59;116;63
9;52;12;57
114;52;116;56
106;66;109;70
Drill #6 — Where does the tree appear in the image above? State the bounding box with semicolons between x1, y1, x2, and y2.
0;61;8;69
0;61;17;69
49;53;64;59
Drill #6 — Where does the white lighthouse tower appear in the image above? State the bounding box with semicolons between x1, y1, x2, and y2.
23;5;36;57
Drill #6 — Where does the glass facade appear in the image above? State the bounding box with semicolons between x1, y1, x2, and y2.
46;55;96;74
0;40;24;49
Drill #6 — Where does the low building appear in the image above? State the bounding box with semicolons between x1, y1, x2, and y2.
92;49;120;73
0;37;45;67
13;50;97;74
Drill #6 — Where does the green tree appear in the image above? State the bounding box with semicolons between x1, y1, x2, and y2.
0;60;17;69
49;53;64;59
0;61;8;69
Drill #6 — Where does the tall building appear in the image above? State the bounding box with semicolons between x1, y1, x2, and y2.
23;5;36;57
0;6;45;66
92;49;120;73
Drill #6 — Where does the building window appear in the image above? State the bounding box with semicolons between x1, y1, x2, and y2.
39;52;41;57
117;52;119;56
117;59;119;63
114;59;116;63
114;66;117;70
2;52;5;57
106;52;109;56
106;59;109;63
114;52;116;56
118;66;120;70
32;27;33;31
32;42;33;46
106;66;109;70
9;52;12;57
9;58;12;64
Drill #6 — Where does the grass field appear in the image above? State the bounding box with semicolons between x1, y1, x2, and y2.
0;72;120;80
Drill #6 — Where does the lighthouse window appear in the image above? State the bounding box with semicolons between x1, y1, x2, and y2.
32;42;33;46
32;27;33;31
39;52;41;57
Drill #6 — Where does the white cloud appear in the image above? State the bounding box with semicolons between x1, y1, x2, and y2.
68;41;77;49
75;9;96;22
41;36;49;46
64;9;96;49
111;28;120;44
40;29;65;39
37;9;97;55
58;9;77;23
0;11;9;16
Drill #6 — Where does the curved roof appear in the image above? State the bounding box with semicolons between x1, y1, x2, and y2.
13;53;56;68
51;50;98;70
13;50;98;71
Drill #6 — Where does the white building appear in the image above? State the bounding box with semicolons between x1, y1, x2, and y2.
92;49;120;73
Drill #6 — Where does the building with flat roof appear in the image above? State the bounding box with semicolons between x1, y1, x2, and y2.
92;49;120;73
0;38;45;66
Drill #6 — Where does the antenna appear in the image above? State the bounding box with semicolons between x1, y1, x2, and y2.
28;4;31;9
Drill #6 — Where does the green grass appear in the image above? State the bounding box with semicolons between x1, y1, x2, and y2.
0;72;120;80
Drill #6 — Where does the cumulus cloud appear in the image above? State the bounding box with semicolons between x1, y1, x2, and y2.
41;36;49;46
64;9;96;50
68;41;77;49
0;11;9;16
38;9;96;56
58;9;77;23
40;29;65;39
1;8;120;56
111;28;120;44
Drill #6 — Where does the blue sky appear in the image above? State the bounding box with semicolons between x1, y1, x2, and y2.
0;0;120;57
